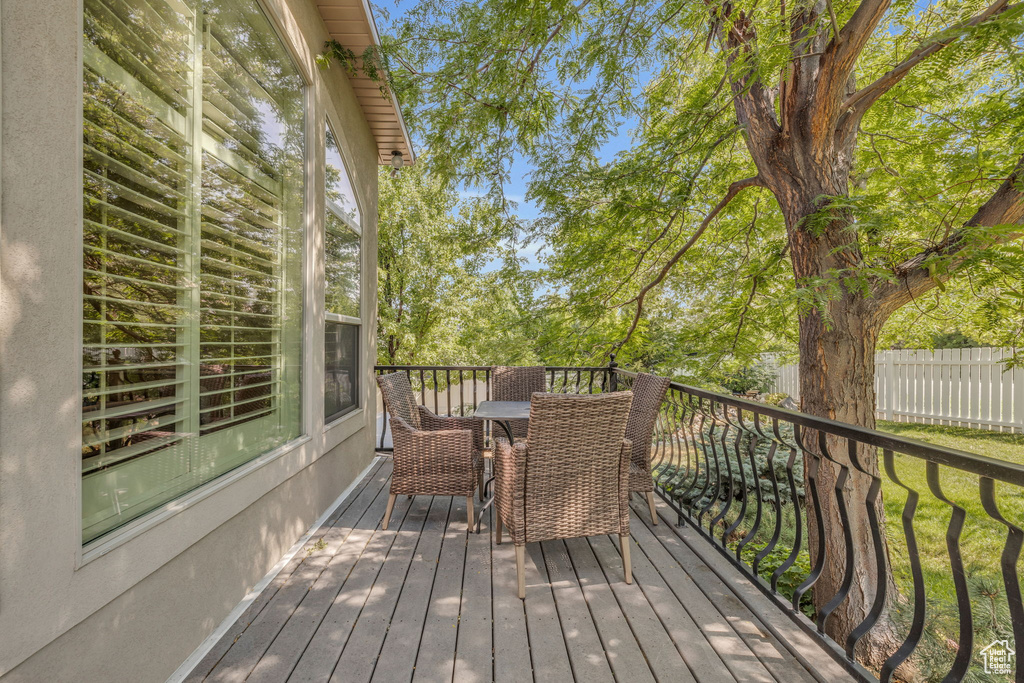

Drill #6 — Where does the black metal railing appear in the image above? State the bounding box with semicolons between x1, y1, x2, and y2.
374;361;1024;682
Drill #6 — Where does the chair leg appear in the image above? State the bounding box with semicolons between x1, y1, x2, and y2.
646;491;658;525
515;545;526;599
495;513;503;545
620;534;632;585
478;470;484;501
382;493;397;530
466;496;474;531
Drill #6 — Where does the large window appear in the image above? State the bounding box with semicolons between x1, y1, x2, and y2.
81;0;305;543
324;124;361;422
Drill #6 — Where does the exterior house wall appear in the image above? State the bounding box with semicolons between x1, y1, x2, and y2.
0;0;380;679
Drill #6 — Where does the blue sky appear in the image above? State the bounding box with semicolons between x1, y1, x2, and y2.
374;0;642;271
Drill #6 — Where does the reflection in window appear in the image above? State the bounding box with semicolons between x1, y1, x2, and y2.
325;322;359;421
81;0;305;543
326;127;360;225
325;212;360;318
324;121;361;422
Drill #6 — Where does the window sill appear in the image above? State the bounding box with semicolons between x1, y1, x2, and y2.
324;406;363;433
78;434;314;567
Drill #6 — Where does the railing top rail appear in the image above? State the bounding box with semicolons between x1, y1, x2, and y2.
374;365;610;372
614;368;1024;485
375;365;493;371
374;363;1024;484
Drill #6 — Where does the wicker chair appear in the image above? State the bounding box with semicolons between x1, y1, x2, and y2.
625;372;672;525
493;391;634;598
376;372;485;530
490;366;546;441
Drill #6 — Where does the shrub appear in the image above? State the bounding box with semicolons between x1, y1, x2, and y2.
716;362;776;395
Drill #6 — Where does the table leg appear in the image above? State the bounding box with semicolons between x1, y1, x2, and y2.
475;419;514;533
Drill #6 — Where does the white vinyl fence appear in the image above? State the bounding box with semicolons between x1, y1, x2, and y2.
772;348;1023;433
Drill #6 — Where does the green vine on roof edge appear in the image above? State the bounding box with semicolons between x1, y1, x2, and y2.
316;40;392;100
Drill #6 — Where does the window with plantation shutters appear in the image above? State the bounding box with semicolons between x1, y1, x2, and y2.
81;0;305;544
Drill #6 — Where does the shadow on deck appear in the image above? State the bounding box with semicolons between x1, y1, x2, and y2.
182;456;856;683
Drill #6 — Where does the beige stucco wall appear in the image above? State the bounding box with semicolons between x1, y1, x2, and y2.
0;0;382;679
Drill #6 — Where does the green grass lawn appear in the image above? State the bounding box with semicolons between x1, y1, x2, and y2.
873;421;1023;681
876;420;1024;463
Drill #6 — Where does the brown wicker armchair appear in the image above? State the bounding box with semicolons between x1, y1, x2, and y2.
376;372;485;530
493;391;634;598
490;366;546;441
625;372;672;525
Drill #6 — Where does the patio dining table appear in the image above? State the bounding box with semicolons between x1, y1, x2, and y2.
471;400;531;533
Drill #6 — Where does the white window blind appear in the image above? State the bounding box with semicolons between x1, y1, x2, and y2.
82;0;305;543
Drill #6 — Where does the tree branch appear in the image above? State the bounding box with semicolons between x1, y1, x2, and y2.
612;175;764;350
843;1;1016;117
833;0;892;69
875;152;1024;314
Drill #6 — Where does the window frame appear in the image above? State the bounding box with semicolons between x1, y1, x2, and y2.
78;0;313;550
323;117;363;425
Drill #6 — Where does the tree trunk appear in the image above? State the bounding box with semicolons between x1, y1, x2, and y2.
796;289;901;669
772;174;901;669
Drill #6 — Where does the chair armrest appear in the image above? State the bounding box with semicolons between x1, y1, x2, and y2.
418;406;484;452
618;437;633;535
390;416;476;479
493;437;528;544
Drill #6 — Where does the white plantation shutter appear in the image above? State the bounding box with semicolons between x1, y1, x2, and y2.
199;26;288;435
81;0;305;543
81;0;196;490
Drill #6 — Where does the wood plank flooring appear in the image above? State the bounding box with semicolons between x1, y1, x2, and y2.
184;456;856;683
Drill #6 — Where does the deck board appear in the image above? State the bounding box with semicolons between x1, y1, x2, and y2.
413;497;468;682
491;532;533;683
186;456;858;683
370;496;452;683
563;536;656;683
520;544;574;680
453;503;493;683
541;539;615;683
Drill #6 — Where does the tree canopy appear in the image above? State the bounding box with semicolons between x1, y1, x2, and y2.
369;0;1023;376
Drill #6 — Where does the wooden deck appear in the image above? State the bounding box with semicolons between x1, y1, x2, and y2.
183;457;856;683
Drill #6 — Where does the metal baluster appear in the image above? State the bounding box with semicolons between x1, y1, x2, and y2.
926;461;972;680
699;401;724;532
709;401;735;545
445;369;451;416
432;368;439;414
691;399;715;521
814;431;856;634
771;422;804;595
752;415;783;577
793;425;827;615
676;390;695;495
978;476;1024;683
718;403;747;549
651;387;675;489
845;441;890;658
734;408;764;565
881;450;926;682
